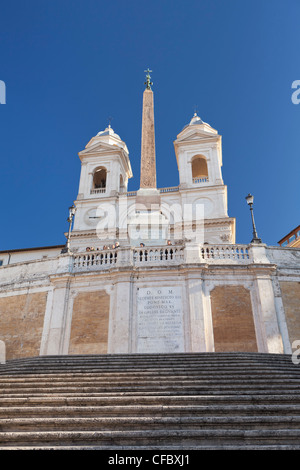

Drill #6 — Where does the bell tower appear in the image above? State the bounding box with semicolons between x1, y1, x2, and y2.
174;113;235;243
70;124;133;249
174;113;224;190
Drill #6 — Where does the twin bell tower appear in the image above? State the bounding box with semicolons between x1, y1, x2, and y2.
70;70;235;251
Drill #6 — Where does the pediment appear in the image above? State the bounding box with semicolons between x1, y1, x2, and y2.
176;125;218;143
79;140;123;157
175;129;219;144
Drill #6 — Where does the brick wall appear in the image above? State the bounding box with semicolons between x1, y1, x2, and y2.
280;281;300;346
68;290;110;354
210;285;257;352
0;292;47;360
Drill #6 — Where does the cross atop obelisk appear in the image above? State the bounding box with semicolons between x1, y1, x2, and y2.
139;69;157;190
144;68;153;90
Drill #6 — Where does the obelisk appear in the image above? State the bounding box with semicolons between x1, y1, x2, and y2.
140;70;156;189
129;70;168;246
136;69;160;208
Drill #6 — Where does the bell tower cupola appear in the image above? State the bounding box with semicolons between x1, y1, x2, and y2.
70;124;133;243
174;113;224;189
76;124;132;200
173;113;235;243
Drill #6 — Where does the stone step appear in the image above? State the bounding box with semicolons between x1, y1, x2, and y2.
1;415;300;432
1;370;299;380
1;355;295;365
0;352;299;449
0;394;299;407
2;365;298;377
1;445;298;450
1;372;300;383
1;429;300;448
1;355;294;363
0;386;300;398
0;353;295;368
5;352;292;361
0;379;299;390
0;444;300;452
5;367;293;374
1;404;299;418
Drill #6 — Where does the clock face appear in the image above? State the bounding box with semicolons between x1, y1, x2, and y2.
84;207;104;226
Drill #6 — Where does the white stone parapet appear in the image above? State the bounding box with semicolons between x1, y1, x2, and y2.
73;249;118;270
126;186;180;197
133;245;184;266
200;244;250;263
72;243;255;271
90;188;106;195
192;177;209;183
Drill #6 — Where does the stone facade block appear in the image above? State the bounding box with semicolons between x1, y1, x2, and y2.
280;281;300;346
0;292;47;360
68;290;110;354
211;285;257;352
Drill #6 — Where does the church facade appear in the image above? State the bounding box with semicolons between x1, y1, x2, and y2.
0;75;300;361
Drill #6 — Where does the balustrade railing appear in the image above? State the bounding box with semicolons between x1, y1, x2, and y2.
193;177;209;183
126;186;179;197
72;244;251;270
73;250;117;269
159;186;179;193
90;188;106;194
133;245;184;265
201;244;250;262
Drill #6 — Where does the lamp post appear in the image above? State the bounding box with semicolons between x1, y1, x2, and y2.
245;193;262;244
61;204;76;253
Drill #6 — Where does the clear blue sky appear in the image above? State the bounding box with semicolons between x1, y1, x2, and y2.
0;0;299;250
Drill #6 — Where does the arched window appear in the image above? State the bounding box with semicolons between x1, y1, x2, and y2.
191;155;209;183
92;167;107;192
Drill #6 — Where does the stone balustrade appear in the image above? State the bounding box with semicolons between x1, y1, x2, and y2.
73;249;118;269
201;244;250;263
158;186;179;193
72;243;252;271
90;188;106;194
126;186;179;197
133;245;184;266
193;177;209;183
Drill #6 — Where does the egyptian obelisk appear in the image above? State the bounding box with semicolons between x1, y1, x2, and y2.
136;69;160;208
129;70;168;245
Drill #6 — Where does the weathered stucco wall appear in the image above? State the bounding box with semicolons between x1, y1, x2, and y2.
211;285;258;352
280;281;300;346
68;290;110;354
0;244;299;359
0;292;48;360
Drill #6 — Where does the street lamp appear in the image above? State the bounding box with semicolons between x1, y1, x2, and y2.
245;193;262;244
61;204;76;253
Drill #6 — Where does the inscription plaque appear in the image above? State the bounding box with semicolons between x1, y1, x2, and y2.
136;286;184;353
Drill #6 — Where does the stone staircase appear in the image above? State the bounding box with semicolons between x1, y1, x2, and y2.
0;352;300;450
